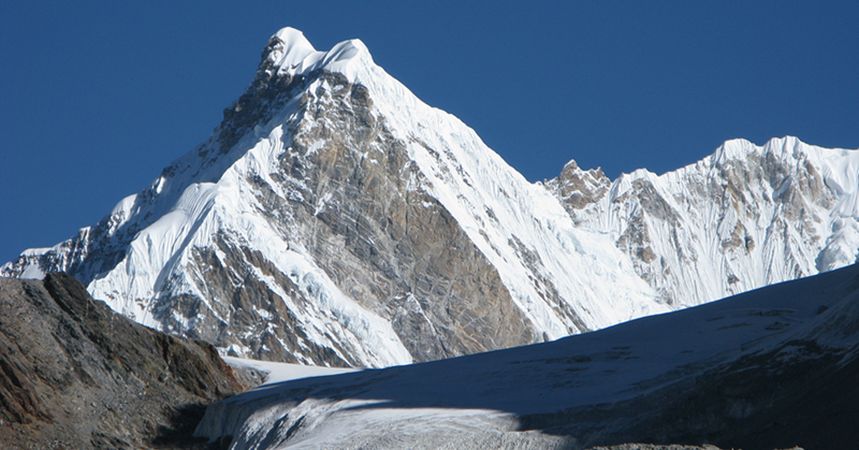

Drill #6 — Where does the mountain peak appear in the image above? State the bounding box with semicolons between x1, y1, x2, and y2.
267;27;317;68
708;135;824;167
271;27;313;48
264;26;373;83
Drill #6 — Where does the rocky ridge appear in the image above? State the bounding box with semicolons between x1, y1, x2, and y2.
547;136;859;306
0;273;244;448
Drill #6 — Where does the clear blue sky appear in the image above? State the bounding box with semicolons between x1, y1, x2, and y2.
1;1;857;262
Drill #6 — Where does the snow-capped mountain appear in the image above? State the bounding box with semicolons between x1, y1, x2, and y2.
0;28;665;367
194;263;859;449
3;27;858;369
547;136;859;307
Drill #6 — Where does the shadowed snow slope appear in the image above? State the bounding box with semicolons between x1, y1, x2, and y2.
196;263;859;450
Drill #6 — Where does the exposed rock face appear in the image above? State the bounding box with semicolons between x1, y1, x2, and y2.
1;28;666;367
0;273;244;449
547;136;859;306
545;159;611;211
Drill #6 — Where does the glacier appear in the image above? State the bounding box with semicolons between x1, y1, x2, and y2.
194;263;859;449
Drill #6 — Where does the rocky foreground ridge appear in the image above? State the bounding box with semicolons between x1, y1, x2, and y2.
0;273;245;448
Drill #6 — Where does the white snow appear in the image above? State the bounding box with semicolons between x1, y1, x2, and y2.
223;356;356;384
559;135;859;307
19;263;45;280
265;27;374;84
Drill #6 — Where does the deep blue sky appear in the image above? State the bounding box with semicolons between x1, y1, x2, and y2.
1;1;857;262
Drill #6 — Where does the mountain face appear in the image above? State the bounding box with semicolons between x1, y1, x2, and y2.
1;28;665;368
195;263;859;450
0;273;244;448
546;136;859;307
2;27;858;368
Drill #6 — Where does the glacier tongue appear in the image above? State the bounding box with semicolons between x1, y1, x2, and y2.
3;27;858;368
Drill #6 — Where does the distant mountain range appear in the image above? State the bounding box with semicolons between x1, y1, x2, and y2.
547;135;859;306
4;27;858;368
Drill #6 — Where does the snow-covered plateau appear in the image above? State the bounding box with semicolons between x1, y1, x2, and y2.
3;27;858;369
194;263;859;449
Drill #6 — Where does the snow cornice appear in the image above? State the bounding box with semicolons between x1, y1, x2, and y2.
263;26;374;84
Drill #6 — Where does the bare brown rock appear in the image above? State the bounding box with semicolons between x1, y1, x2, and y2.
0;273;245;449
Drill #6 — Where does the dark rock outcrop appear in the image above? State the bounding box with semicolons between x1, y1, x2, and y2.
0;273;245;449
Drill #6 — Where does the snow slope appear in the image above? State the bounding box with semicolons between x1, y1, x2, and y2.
223;356;356;384
195;262;859;449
